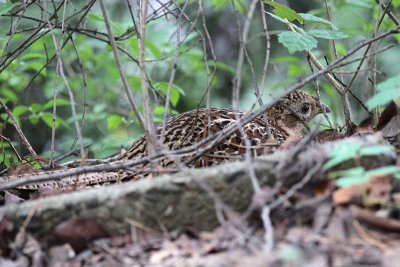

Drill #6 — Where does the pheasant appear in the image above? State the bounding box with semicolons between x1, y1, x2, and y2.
118;89;331;169
0;90;330;190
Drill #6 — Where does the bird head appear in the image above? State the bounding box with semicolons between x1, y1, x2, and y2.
267;90;331;136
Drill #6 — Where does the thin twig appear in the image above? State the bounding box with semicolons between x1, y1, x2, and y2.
99;0;145;129
0;98;37;157
138;0;157;155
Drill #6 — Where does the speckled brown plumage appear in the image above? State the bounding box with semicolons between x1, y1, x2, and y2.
119;90;330;169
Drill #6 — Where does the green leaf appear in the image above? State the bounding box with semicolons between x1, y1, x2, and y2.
264;1;303;22
336;175;367;187
12;105;28;117
211;0;229;10
153;106;166;115
359;145;394;156
323;141;362;170
332;166;367;187
26;62;47;76
29;103;43;113
107;114;123;130
40;112;68;129
266;12;305;33
367;75;400;110
146;40;162;59
41;112;58;128
154;82;185;107
1;88;17;102
44;99;71;110
20;53;47;60
278;31;318;54
0;2;18;16
335;43;347;56
299;13;338;30
345;0;372;8
365;166;400;178
307;30;349;40
128;76;142;91
367;89;400;110
332;167;366;179
213;61;235;74
89;15;122;34
29;114;39;125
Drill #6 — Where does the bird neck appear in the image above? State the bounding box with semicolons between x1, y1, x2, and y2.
266;106;304;137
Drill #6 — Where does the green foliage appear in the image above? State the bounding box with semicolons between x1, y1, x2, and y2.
367;75;400;110
298;13;338;30
266;1;349;54
264;1;303;23
331;166;400;187
323;142;394;170
324;140;398;187
277;31;318;54
0;2;18;16
154;82;185;107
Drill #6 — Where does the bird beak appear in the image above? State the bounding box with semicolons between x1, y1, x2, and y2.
319;103;331;114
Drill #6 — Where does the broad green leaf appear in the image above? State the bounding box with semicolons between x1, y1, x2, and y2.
26;62;47;76
278;245;303;262
154;82;185;107
12;105;28;117
89;15;122;34
146;40;162;59
299;13;338;30
331;166;365;180
128;76;142;91
359;145;394;156
367;89;400;110
0;2;18;16
266;12;305;33
345;0;372;8
323;141;362;170
336;175;367;187
20;53;47;60
41;112;56;128
153;106;166;115
335;43;347;56
264;1;303;22
288;64;306;78
1;88;17;102
130;37;139;57
333;167;367;187
30;103;43;113
278;31;318;54
307;30;349;40
40;112;67;129
29;114;39;125
213;61;235;74
107;114;123;130
44;99;72;110
365;166;400;178
367;75;400;110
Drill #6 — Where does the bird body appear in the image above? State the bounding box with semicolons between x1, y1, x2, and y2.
120;90;330;169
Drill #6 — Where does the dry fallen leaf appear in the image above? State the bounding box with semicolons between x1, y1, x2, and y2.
54;217;108;251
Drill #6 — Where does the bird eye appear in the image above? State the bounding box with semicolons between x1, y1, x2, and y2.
301;104;310;114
